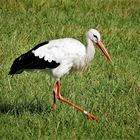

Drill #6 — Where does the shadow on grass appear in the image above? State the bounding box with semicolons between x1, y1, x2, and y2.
0;102;51;115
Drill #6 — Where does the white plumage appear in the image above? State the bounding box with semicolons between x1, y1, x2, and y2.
9;29;112;121
32;38;87;78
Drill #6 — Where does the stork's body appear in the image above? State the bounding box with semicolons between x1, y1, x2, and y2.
9;38;95;78
9;29;112;121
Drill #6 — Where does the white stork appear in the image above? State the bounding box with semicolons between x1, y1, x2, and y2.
9;29;112;121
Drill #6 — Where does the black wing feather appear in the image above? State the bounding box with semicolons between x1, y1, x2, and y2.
29;41;49;52
9;41;60;75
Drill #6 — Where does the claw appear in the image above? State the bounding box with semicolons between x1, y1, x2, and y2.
52;104;56;111
86;112;98;122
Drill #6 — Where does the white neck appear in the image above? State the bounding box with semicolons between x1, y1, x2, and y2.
85;38;95;64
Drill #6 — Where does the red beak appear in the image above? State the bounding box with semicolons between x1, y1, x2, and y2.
96;41;112;63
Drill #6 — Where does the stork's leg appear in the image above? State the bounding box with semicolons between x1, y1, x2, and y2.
52;83;57;110
53;91;56;110
55;80;97;121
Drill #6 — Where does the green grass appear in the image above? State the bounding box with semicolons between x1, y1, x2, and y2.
0;0;140;139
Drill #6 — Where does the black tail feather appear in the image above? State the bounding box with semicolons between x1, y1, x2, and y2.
8;57;24;75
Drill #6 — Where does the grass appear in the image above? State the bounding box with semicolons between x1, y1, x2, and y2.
0;0;140;139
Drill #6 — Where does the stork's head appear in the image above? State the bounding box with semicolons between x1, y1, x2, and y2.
87;29;112;62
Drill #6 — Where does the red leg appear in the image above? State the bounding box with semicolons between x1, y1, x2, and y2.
55;80;97;121
52;83;57;110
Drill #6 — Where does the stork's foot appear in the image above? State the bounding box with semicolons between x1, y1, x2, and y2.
52;104;56;111
86;112;98;122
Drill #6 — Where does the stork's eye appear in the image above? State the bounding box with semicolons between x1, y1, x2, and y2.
93;35;98;40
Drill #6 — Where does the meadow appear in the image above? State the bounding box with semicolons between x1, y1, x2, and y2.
0;0;140;139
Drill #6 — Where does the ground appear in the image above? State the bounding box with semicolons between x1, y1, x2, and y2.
0;0;140;139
